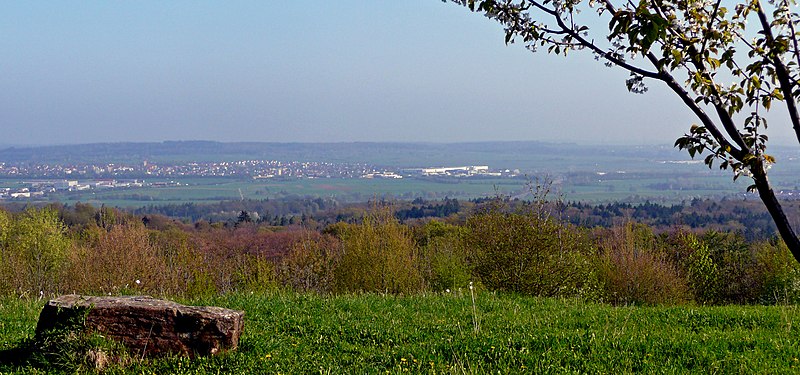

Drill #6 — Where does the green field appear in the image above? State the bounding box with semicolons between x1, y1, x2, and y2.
31;173;767;208
43;178;527;207
2;292;800;374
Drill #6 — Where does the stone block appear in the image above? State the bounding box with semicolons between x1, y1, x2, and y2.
36;295;244;357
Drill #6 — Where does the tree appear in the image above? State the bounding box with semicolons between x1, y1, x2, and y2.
447;0;800;263
237;210;252;224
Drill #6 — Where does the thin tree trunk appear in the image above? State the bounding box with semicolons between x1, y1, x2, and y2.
752;161;800;262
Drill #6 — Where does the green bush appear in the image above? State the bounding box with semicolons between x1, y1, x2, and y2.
666;231;719;304
0;209;11;294
233;254;278;294
1;208;71;296
701;231;761;304
332;208;423;294
465;210;598;298
752;239;800;304
426;244;471;293
414;221;471;291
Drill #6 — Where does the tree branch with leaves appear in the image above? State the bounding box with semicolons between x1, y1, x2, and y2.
448;0;800;262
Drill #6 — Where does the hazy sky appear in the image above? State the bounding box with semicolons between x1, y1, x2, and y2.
3;1;790;146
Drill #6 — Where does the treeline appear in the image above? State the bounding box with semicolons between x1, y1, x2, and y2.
129;197;337;223
0;201;798;305
75;196;784;240
562;199;780;240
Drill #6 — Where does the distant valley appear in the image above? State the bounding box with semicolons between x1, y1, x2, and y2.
1;141;799;206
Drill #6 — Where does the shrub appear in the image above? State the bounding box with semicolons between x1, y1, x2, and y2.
424;236;472;292
65;223;167;296
278;233;341;293
663;231;720;304
752;239;800;304
1;208;71;296
0;208;9;244
332;208;423;294
415;220;472;291
187;226;302;295
0;208;11;294
595;224;691;305
701;231;761;304
148;227;207;296
233;254;278;294
465;210;597;298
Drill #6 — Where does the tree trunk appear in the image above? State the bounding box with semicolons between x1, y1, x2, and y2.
752;161;800;263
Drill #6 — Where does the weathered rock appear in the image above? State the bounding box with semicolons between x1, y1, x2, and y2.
35;295;244;358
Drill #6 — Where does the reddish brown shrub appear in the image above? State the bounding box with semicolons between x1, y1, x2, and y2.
596;224;690;305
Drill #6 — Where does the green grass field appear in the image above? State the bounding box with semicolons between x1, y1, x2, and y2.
2;292;800;374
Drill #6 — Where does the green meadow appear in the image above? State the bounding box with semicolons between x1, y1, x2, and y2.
2;292;800;374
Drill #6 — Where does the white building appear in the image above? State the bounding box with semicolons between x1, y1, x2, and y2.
402;166;491;176
55;180;79;190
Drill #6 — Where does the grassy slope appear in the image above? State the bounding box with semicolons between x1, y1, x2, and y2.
2;292;800;374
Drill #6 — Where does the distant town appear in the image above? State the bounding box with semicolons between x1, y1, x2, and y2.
0;160;518;201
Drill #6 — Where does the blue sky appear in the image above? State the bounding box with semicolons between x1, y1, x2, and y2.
0;1;755;146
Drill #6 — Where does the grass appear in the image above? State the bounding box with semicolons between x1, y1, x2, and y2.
2;292;800;373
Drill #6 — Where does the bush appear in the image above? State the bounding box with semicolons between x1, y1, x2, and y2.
465;210;598;298
416;221;471;291
332;208;423;294
147;227;201;296
659;231;720;304
422;236;472;291
701;231;761;304
233;254;278;294
0;209;11;294
278;233;341;293
595;224;691;305
1;208;71;296
752;239;800;304
65;223;167;296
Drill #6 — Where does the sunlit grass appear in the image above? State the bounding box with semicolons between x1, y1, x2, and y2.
2;292;800;373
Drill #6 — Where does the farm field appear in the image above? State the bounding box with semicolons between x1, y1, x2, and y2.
50;178;525;207
5;172;775;208
2;292;800;374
